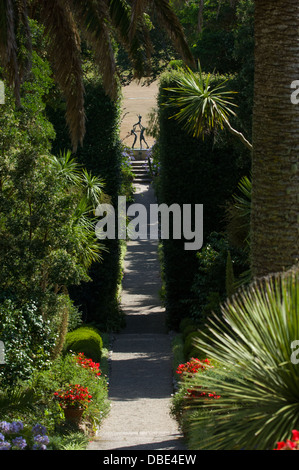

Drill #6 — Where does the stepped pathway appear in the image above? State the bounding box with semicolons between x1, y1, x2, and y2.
88;163;186;451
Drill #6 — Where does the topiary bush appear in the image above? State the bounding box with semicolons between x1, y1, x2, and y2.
63;326;103;363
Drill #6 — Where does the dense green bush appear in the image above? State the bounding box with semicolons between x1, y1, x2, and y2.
63;326;103;363
0;299;55;385
190;232;249;325
157;70;249;329
19;351;110;442
0;48;105;385
48;75;125;331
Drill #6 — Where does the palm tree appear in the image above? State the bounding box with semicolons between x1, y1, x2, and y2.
251;0;299;278
0;0;194;151
164;2;299;279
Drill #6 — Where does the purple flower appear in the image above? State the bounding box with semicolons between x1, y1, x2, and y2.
32;443;47;451
0;441;11;450
0;433;5;442
12;437;27;450
0;422;11;433
34;435;50;447
32;424;47;436
10;422;23;433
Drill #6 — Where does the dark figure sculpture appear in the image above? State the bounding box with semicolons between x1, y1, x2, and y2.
131;128;138;149
139;124;149;149
131;115;149;149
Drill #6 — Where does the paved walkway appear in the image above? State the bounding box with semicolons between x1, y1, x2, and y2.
88;180;186;451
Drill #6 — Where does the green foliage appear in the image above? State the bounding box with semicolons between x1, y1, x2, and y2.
25;351;110;438
120;147;136;202
0;299;55;386
0;42;108;385
49;75;125;331
190;232;248;324
225;251;235;298
157;70;249;328
63;326;103;363
164;65;238;138
225;175;251;251
49;431;90;451
0;387;37;419
183;332;201;360
188;268;299;450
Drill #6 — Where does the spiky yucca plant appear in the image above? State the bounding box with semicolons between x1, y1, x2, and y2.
164;65;252;151
185;268;299;450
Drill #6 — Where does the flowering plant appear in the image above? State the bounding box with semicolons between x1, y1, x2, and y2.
275;430;299;450
53;383;92;410
176;358;212;376
0;421;49;450
176;358;220;400
75;352;101;377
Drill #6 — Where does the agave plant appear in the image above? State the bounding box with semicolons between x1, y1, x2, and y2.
185;267;299;450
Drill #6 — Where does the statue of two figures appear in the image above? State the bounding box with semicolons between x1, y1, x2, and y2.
131;115;149;149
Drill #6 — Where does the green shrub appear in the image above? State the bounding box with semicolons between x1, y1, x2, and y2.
48;75;124;331
28;351;110;435
157;70;250;329
190;232;248;325
183;332;201;360
181;323;199;342
0;298;57;386
63;326;103;362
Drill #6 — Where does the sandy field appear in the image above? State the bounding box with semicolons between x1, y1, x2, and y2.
120;80;159;149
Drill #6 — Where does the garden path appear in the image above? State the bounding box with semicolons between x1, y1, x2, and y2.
88;178;186;451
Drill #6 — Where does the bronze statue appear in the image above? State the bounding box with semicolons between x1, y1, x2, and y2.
130;115;149;149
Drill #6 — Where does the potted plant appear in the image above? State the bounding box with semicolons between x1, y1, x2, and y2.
53;384;92;425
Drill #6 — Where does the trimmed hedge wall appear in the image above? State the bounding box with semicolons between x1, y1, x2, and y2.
157;70;250;330
48;76;124;331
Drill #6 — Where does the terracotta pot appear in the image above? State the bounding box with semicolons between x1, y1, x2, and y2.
63;407;84;425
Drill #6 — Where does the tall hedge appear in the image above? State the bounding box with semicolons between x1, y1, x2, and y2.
157;70;250;329
48;76;124;331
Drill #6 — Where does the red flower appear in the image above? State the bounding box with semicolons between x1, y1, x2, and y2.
75;353;102;376
275;430;299;450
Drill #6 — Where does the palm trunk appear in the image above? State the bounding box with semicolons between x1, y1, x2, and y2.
251;0;299;278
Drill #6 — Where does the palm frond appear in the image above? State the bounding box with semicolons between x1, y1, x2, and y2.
226;175;251;250
50;150;82;185
151;0;195;69
37;0;85;152
0;387;36;416
129;0;148;40
164;66;237;138
80;169;106;208
70;0;119;98
109;0;152;79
